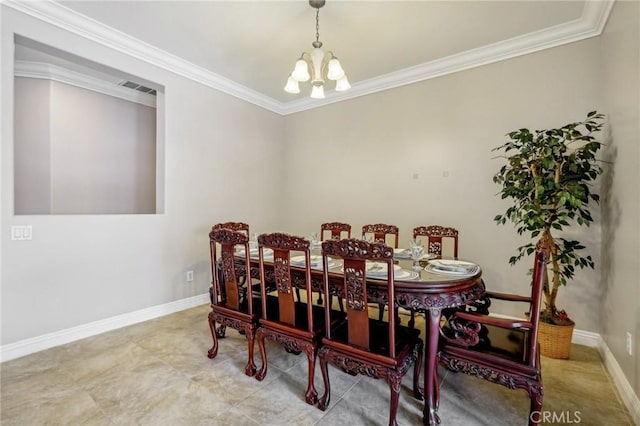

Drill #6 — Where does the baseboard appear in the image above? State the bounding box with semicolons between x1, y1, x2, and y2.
571;327;600;347
597;335;640;425
0;293;210;363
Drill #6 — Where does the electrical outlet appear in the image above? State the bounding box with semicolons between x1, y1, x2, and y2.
626;332;633;356
186;270;194;282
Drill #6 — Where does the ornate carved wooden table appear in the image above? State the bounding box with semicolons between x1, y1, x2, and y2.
235;254;485;425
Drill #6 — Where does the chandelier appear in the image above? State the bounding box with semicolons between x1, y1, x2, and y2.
284;0;350;99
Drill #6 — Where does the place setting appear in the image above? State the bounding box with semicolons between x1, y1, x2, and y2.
424;259;480;276
290;254;338;270
236;245;274;261
363;261;420;280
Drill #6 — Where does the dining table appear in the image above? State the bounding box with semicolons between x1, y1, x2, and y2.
234;245;485;425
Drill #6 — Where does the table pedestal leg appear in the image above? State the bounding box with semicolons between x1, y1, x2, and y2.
423;308;442;425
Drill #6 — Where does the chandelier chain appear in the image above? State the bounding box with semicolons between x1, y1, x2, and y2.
315;8;320;44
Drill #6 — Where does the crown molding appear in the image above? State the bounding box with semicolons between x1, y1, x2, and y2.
281;0;615;115
4;0;614;116
3;0;285;113
15;60;157;107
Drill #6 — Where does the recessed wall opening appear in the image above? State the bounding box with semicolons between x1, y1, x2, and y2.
13;36;165;215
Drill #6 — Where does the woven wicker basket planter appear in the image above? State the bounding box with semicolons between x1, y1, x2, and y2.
538;321;574;359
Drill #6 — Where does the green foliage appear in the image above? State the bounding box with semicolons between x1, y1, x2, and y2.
493;111;605;324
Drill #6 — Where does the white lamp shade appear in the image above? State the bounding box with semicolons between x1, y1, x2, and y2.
292;59;310;82
310;85;325;99
335;75;351;91
327;58;345;80
284;76;300;94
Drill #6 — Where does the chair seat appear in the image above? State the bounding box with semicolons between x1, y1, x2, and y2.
472;324;531;364
441;339;541;379
213;295;279;323
324;319;421;366
261;302;346;338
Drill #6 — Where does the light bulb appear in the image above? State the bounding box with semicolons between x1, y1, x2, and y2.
292;59;310;82
284;76;300;94
335;75;351;91
327;58;345;80
310;85;325;99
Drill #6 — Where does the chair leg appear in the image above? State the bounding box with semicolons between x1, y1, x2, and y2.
337;296;344;312
434;364;439;410
387;371;401;426
413;341;424;401
304;344;318;405
378;303;385;321
244;326;257;377
255;329;268;381
207;312;219;359
528;384;544;426
317;347;331;411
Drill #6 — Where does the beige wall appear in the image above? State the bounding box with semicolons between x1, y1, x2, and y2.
1;6;284;344
282;38;604;332
600;0;640;400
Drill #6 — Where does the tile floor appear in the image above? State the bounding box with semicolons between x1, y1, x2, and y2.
0;304;634;426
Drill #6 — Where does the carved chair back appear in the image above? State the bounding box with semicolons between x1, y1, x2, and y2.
320;222;352;241
413;225;458;258
361;223;399;249
212;221;250;237
321;238;397;355
257;233;314;331
209;228;253;314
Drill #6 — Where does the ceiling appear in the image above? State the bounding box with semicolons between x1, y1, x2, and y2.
10;1;613;114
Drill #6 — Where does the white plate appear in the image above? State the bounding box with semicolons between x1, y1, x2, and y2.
393;248;411;259
236;248;273;259
394;270;420;280
339;265;416;280
291;254;321;265
429;259;477;273
290;255;338;270
394;249;437;260
366;262;402;277
425;262;480;276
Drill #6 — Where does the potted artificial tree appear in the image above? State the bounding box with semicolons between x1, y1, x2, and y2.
492;111;605;359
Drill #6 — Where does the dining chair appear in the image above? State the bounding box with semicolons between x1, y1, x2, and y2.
320;222;352;241
209;222;251;304
317;238;423;425
413;225;458;258
362;224;400;321
211;221;250;236
208;227;277;376
254;233;345;405
438;235;549;426
318;222;352;310
362;223;399;248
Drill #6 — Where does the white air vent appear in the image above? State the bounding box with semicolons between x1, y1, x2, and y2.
119;80;156;96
